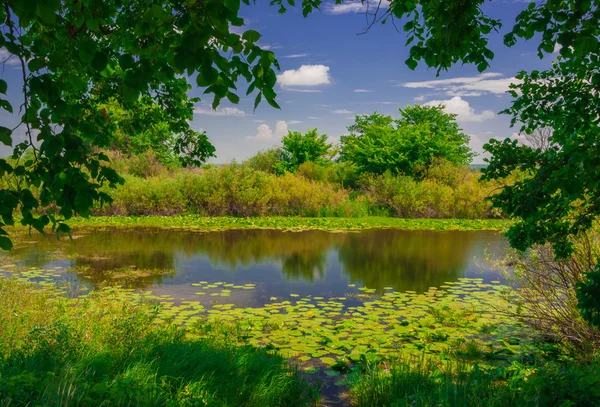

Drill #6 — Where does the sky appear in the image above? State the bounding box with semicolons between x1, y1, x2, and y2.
1;0;558;164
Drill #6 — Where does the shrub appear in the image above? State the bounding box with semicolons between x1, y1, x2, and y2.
244;148;283;174
96;163;358;217
492;230;600;352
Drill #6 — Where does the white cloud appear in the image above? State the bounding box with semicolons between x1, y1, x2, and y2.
283;53;309;58
194;107;246;117
399;73;518;96
308;116;319;119
0;49;21;66
414;95;426;101
424;96;495;122
332;109;355;115
287;120;303;124
253;119;266;123
277;65;331;87
354;89;371;93
246;120;289;141
327;0;391;14
284;88;322;93
554;43;562;53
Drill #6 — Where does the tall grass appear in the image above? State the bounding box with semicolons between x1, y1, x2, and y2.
0;279;318;406
348;358;600;407
91;154;509;219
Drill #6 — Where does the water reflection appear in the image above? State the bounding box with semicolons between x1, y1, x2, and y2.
7;228;506;303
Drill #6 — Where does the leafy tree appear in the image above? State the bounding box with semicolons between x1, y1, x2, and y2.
275;129;332;174
340;106;473;177
100;98;214;166
0;0;293;249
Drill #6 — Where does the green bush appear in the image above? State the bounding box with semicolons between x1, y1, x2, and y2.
97;163;362;217
89;154;506;219
360;164;498;219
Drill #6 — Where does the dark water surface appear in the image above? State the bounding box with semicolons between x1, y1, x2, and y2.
8;228;507;307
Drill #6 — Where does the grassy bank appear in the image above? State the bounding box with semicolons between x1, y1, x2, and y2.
347;358;600;407
65;215;509;232
0;279;318;406
2;268;599;406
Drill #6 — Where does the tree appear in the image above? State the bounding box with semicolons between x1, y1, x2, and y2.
100;98;214;166
0;0;296;249
340;106;473;177
275;128;331;174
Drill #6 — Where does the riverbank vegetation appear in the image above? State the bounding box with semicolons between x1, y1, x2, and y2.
0;278;318;407
2;269;599;406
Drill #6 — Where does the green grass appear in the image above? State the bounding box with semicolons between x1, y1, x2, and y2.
0;279;319;407
347;357;600;407
64;215;509;232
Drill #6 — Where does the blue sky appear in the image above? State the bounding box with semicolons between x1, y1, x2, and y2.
1;0;558;164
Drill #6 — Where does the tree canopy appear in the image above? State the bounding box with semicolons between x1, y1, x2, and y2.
275;129;332;174
0;0;285;249
340;105;473;176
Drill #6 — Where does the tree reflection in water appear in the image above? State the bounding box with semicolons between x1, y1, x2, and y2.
8;228;502;292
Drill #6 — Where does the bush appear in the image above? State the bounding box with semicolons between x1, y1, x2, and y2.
97;163;362;217
244;148;283;174
360;169;495;219
92;155;504;219
492;230;600;352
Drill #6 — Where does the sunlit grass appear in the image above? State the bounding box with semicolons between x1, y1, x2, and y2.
0;279;319;406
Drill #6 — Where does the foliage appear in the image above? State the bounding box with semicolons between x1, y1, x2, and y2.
359;164;499;219
0;0;284;249
81;158;506;219
275;129;332;174
100;98;215;166
245;148;284;174
340;106;473;177
347;356;600;407
0;279;318;406
475;0;600;326
98;163;359;217
492;230;600;351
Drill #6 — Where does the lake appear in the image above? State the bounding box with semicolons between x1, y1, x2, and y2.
6;228;507;307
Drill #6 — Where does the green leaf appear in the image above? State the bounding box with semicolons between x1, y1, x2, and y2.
242;30;261;43
0;100;13;113
0;235;12;251
225;0;241;12
92;52;108;71
0;80;6;94
226;92;240;104
36;4;57;24
119;54;135;70
86;19;100;33
266;97;280;109
405;57;418;70
254;92;262;110
56;223;71;239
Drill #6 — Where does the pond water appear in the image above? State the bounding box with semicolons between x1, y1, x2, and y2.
7;228;507;307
